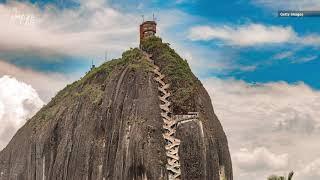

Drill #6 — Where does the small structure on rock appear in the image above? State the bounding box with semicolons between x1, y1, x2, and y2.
140;20;157;44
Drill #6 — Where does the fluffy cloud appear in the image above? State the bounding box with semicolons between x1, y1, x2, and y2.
297;158;320;179
275;112;319;133
0;75;44;150
0;60;72;102
204;78;320;136
0;59;75;151
0;1;139;58
188;24;320;47
0;1;191;60
203;77;320;180
253;0;320;11
233;147;288;171
188;24;296;46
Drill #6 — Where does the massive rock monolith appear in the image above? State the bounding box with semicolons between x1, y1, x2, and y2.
0;37;232;180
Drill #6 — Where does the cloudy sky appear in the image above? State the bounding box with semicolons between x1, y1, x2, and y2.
0;0;320;179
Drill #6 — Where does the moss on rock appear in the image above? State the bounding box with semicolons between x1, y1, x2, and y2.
31;48;152;130
141;36;199;113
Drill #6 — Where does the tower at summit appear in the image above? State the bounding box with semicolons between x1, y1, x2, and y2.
140;20;157;43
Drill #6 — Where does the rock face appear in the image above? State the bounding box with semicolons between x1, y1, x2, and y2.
0;37;232;180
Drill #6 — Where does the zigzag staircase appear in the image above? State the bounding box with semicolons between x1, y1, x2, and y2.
153;65;182;180
143;50;202;179
143;51;181;179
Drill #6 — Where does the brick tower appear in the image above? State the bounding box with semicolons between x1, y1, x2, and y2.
140;20;157;44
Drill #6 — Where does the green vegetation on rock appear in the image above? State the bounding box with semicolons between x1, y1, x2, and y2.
31;48;151;130
141;36;198;113
50;48;150;105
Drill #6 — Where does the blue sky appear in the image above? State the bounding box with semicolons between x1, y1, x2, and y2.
1;1;320;179
1;0;319;89
175;0;320;88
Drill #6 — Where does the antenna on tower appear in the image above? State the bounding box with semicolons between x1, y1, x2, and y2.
105;51;108;61
141;15;144;23
91;59;95;70
154;12;159;22
153;13;155;21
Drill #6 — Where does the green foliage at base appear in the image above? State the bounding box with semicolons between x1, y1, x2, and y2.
141;36;198;113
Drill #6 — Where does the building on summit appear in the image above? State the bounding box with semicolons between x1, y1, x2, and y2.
140;20;157;43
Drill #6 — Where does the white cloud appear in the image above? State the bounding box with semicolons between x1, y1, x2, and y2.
254;0;320;11
273;51;294;60
301;34;320;45
188;23;320;47
188;24;296;46
0;75;44;150
0;60;72;102
0;1;139;58
175;0;197;4
203;77;320;180
273;51;318;64
233;147;288;171
294;55;318;63
297;158;320;179
275;112;319;133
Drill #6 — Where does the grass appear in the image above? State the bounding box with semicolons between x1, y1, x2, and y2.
49;48;151;105
141;36;199;113
30;48;152;130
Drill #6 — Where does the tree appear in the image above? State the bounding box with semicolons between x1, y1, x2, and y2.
288;171;294;180
267;171;294;180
